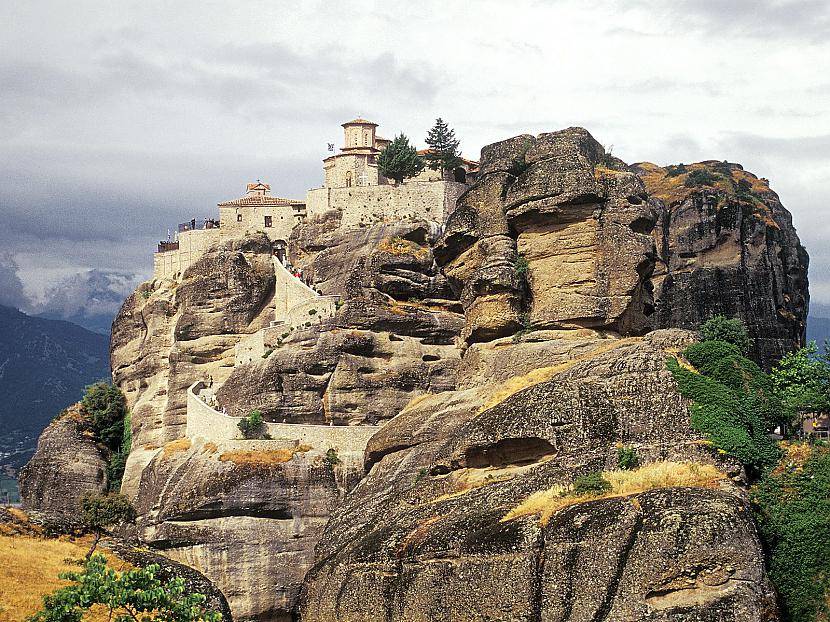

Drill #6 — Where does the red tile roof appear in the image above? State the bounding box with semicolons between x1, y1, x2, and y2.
342;118;378;127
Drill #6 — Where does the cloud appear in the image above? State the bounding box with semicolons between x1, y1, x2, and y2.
623;0;830;42
0;253;29;309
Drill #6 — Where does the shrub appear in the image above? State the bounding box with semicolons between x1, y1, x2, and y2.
309;308;317;316
324;448;340;467
514;255;529;278
80;493;136;558
616;446;638;470
238;410;266;439
752;445;830;622
665;163;687;177
28;554;222;622
572;472;611;496
263;348;274;358
106;410;131;492
80;382;128;451
684;168;720;188
699;315;751;353
771;341;830;415
667;340;781;472
737;178;753;193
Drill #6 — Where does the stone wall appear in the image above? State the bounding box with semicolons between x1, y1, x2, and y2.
305;181;465;227
287;296;338;329
218;204;304;244
274;259;318;321
153;228;221;279
186;382;379;453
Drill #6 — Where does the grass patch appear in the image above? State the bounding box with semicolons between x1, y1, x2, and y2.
162;438;191;458
376;236;429;259
0;533;130;622
219;444;312;465
502;461;725;526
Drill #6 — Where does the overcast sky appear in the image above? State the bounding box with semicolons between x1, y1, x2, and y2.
1;0;828;312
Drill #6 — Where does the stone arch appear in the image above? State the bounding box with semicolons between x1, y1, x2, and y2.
453;167;467;183
345;171;353;187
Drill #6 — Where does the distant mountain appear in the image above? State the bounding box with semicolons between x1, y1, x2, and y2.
0;305;109;470
33;269;141;334
807;314;830;348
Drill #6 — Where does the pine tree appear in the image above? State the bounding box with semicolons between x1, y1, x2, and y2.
424;118;463;175
377;133;424;184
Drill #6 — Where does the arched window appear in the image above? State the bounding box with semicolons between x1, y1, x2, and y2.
345;171;353;187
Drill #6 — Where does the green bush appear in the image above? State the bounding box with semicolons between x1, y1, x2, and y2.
616;446;638;470
81;382;128;451
28;554;222;622
665;163;687;177
573;472;611;496
752;445;830;622
238;410;266;439
667;340;781;471
514;255;529;278
684;169;720;188
106;411;131;492
324;448;340;467
771;341;830;415
699;315;751;353
80;493;137;558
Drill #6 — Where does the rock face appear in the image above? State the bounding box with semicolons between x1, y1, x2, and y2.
111;234;277;498
635;161;809;368
133;436;364;622
19;405;108;515
435;128;657;344
301;330;777;621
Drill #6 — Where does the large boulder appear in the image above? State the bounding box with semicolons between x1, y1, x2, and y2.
300;330;777;621
435;128;657;344
19;405;108;516
634;161;809;368
133;435;366;622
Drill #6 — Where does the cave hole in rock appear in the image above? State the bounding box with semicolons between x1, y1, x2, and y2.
629;216;655;235
422;354;440;362
464;437;556;469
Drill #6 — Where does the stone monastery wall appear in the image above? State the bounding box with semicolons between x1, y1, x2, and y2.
186;382;379;453
305;181;465;227
219;204;303;243
153;228;221;280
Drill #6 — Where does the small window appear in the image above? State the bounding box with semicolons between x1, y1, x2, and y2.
236;213;243;222
264;215;272;228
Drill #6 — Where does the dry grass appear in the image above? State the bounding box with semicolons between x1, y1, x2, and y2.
772;441;827;476
502;461;726;526
219;444;312;465
203;441;218;454
376;236;429;259
400;392;434;415
0;533;131;622
478;337;640;414
426;459;550;505
397;515;446;557
162;438;191;458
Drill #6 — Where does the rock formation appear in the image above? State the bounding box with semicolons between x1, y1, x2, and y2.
634;161;809;368
22;125;811;622
435;128;656;344
19;405;108;515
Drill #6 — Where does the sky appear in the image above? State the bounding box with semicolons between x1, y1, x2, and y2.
1;0;829;320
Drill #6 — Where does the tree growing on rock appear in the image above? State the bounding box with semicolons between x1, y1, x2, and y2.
699;315;751;354
80;493;136;558
424;118;463;176
29;554;222;622
377;133;424;184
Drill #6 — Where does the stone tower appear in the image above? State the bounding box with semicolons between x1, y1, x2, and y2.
322;118;389;188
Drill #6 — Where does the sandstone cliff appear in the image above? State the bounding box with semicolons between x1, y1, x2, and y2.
634;161;809;368
19;404;108;515
21;125;811;622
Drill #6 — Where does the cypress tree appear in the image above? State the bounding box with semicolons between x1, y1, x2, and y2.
377;133;424;184
424;118;463;175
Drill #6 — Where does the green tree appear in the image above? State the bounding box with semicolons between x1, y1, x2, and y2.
771;342;830;415
238;410;266;439
28;554;222;622
80;493;136;558
699;315;751;354
80;382;128;451
377;133;424;184
424;118;463;175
